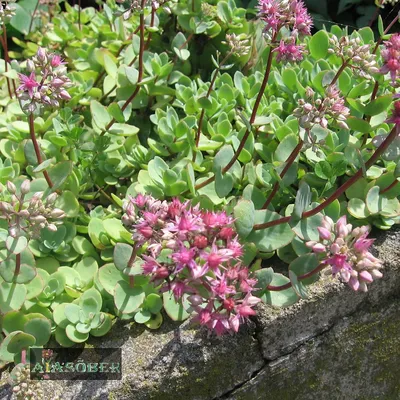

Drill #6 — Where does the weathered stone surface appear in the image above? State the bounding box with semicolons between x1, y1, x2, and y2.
1;227;399;399
227;300;400;400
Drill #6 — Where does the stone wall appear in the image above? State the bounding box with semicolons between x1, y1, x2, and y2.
1;227;399;400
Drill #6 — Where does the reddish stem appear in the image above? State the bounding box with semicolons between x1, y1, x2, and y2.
254;125;399;231
262;141;303;209
373;14;399;54
266;263;326;291
14;253;21;278
103;0;146;134
29;0;40;34
381;178;399;194
29;114;54;188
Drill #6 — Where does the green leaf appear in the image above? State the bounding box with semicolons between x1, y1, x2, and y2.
73;257;98;287
247;210;295;252
292;182;311;222
90;313;113;337
234;199;255;239
134;310;152;324
104;53;118;78
114;281;145;314
48;161;73;191
262;273;298;307
97;263;127;295
113;243;134;272
55;326;75;347
289;254;320;286
24;318;51;346
366;186;388;214
309;30;329;59
363;94;393;116
7;331;36;353
144;312;163;329
346;117;371;133
254;268;274;289
0;283;26;313
143;293;163;314
2;311;28;336
65;303;81;324
53;303;70;329
65;324;89;343
54;190;79;218
163;291;190;321
6;236;28;255
348;198;370;219
91;100;111;131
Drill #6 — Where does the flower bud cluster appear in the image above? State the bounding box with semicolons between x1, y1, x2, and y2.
328;36;379;80
273;37;306;63
17;47;72;114
223;34;251;57
201;3;217;18
257;0;313;39
380;33;400;86
0;0;16;24
9;364;45;400
306;215;383;292
0;180;65;241
122;195;261;335
293;86;350;130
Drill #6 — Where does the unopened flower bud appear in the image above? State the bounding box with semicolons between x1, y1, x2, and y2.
47;223;58;232
6;181;16;194
37;47;47;62
51;208;65;219
20;179;31;195
188;295;203;306
46;192;58;205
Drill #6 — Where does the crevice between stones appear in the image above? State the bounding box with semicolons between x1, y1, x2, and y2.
214;292;376;400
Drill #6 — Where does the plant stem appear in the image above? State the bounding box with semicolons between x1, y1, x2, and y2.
102;0;146;134
128;246;137;288
192;53;232;162
368;0;384;28
14;253;21;278
262;140;303;209
266;263;326;291
381;178;399;194
254;125;399;231
373;13;399;54
21;349;26;364
29;114;54;188
1;23;16;98
29;0;40;34
78;0;82;30
145;5;156;50
223;42;276;174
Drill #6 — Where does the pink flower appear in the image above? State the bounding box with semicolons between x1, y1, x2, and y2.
273;39;305;63
202;243;233;270
171;246;197;270
50;54;66;68
386;101;400;125
209;274;236;298
380;33;400;84
17;72;39;98
318;227;331;240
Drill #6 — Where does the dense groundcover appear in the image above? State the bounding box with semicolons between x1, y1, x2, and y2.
0;0;399;397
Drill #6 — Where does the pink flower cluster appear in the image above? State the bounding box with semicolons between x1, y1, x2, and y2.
380;33;400;85
307;216;383;292
122;195;260;335
386;100;400;125
257;0;312;38
17;47;72;114
273;37;305;63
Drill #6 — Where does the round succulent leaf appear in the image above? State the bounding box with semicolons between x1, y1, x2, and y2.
54;326;75;347
88;218;107;250
73;257;98;287
47;161;73;191
6;236;28;255
262;273;299;307
25;274;45;300
53;303;70;329
79;288;102;311
292;212;323;242
254;268;274;290
134;309;152;324
2;311;28;336
36;257;60;274
145;312;163;330
289;254;320;286
24;318;51;346
90;312;102;329
348;198;369;219
366;186;388;215
90;313;113;337
234;199;255;239
289;270;309;299
7;331;36;353
11;264;36;284
76;322;92;334
380;198;400;218
81;297;100;319
0;282;27;313
64;303;81;324
246;210;295;252
0;332;23;362
104;218;132;242
72;236;97;256
114;281;145;314
65;324;89;343
98;263;127;295
54;190;79;218
113;243;134;272
58;267;81;289
143;293;163;314
163;291;190;321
